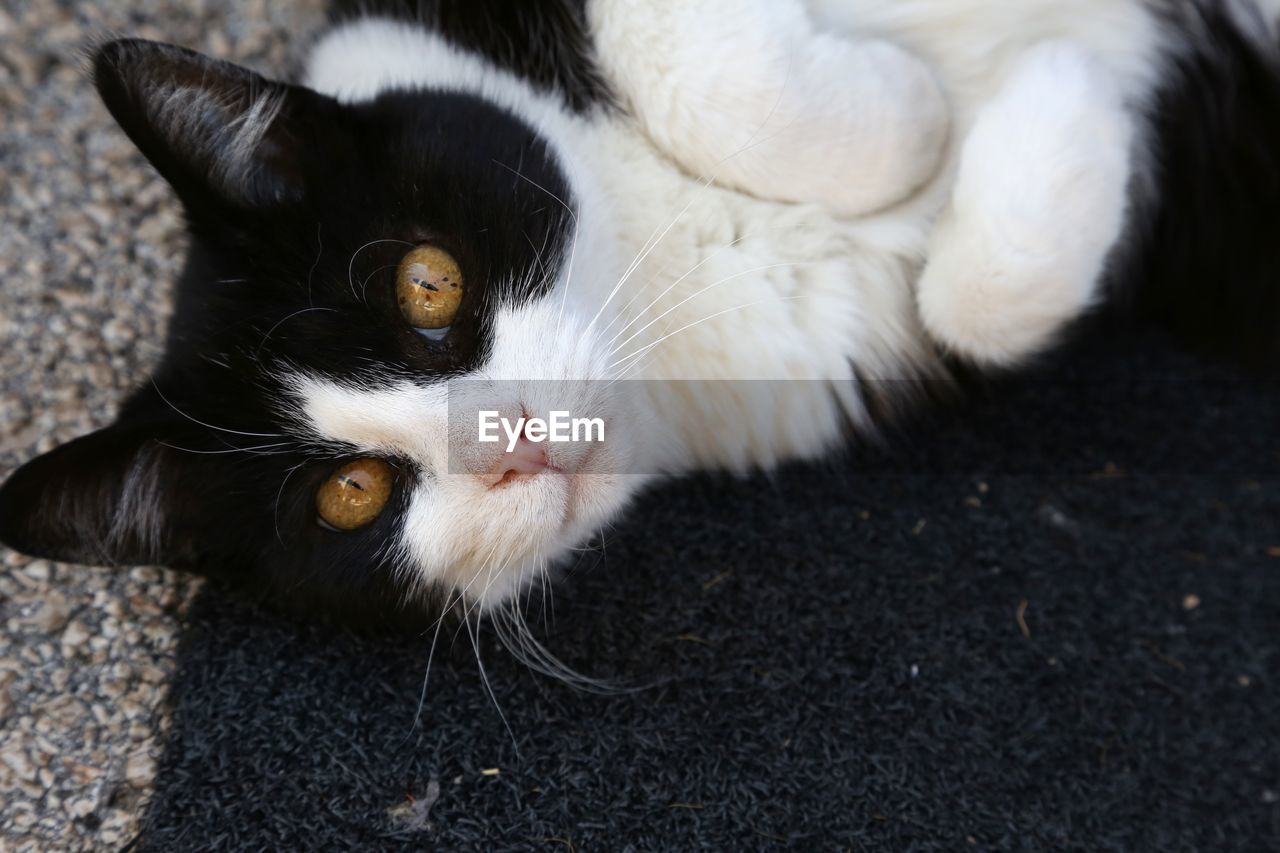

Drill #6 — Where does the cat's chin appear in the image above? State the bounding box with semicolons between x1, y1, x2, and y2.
481;468;644;608
402;459;644;613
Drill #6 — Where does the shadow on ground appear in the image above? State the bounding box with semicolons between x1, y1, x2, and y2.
138;331;1279;850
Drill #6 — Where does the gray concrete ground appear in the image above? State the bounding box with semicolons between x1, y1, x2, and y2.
0;2;324;848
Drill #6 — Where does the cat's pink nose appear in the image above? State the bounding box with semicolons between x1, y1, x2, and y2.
484;435;550;487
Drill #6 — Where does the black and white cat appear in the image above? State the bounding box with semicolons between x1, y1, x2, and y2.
1;0;1278;622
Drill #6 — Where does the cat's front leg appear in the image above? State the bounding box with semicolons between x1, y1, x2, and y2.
916;42;1136;366
588;0;950;216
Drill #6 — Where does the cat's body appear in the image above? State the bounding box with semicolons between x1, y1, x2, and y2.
2;1;1279;623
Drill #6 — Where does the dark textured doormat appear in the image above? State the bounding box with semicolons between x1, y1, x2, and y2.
138;332;1279;851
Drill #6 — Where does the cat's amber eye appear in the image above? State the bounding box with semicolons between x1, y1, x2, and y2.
315;458;396;531
396;245;464;330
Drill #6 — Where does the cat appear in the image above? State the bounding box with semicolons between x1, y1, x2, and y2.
1;0;1278;625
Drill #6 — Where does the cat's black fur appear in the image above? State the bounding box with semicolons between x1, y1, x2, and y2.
1119;2;1280;367
0;36;579;624
329;0;611;113
0;1;1278;627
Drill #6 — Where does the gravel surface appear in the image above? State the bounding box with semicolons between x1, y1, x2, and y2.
0;2;323;848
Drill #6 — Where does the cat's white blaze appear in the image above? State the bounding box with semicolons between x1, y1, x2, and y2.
288;297;645;607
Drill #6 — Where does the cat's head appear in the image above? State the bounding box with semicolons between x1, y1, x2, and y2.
0;39;643;623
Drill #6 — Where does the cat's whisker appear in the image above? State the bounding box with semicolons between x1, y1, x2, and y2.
596;234;747;344
272;463;305;547
358;263;398;304
305;223;323;308
584;180;715;337
491;159;580;330
538;560;551;635
522;228;553;285
430;536;507;643
346;237;415;301
585;67;798;337
609;294;824;371
155;440;293;456
605;261;822;381
449;539;521;648
545;561;558;630
494;606;558;687
607;259;809;358
150;379;283;438
462;545;521;627
607;348;662;387
496;602;620;694
255;307;338;361
402;592;450;744
463;607;519;755
493;566;660;695
408;531;507;713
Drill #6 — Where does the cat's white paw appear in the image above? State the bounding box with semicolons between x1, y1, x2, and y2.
917;42;1134;366
917;208;1106;366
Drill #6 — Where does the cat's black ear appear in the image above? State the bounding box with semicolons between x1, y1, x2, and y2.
0;417;199;568
92;38;308;208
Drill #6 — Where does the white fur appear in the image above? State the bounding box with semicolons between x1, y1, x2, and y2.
301;1;1186;606
916;42;1136;364
588;0;951;216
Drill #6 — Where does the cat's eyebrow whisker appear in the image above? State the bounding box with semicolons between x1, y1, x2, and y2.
358;263;398;304
491;159;582;332
306;223;323;308
559;216;581;333
492;159;578;226
522;228;552;284
155;440;294;456
272;462;305;547
255;307;338;361
150;380;283;438
346;237;416;301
